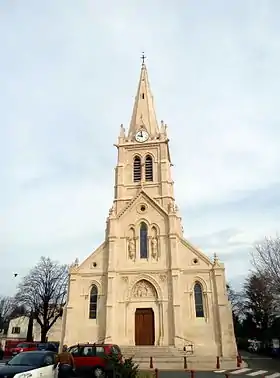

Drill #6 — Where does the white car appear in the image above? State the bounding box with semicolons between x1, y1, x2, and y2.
0;351;58;378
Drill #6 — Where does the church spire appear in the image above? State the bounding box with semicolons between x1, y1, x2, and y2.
128;54;159;139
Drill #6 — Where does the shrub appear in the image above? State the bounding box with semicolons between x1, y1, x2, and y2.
105;353;139;378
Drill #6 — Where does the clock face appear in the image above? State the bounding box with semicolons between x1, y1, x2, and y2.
135;130;149;143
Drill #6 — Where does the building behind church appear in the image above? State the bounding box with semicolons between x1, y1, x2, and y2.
61;60;237;358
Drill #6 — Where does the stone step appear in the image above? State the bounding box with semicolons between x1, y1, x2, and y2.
133;357;184;365
119;346;243;371
120;346;187;359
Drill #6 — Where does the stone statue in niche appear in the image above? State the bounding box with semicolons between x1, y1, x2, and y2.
128;237;136;260
151;237;158;259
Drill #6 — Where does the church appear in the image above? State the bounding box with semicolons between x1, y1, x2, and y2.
60;59;237;358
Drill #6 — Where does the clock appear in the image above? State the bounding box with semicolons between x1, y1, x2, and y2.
135;130;149;143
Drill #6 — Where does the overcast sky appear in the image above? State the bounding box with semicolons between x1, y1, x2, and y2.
1;1;279;295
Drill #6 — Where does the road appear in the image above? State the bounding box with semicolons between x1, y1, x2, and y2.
157;351;280;378
159;371;280;378
241;350;280;371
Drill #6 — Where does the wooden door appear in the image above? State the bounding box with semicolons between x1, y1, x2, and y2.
135;308;155;345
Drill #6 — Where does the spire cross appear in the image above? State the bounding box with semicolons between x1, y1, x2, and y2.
141;52;146;65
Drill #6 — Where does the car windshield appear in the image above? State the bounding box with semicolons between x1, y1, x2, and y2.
37;344;46;349
16;343;30;348
8;352;43;366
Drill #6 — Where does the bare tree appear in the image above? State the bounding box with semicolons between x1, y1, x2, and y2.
251;236;280;299
226;283;244;317
15;257;68;342
0;296;15;332
243;272;276;339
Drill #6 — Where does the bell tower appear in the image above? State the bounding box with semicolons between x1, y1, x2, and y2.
114;55;176;214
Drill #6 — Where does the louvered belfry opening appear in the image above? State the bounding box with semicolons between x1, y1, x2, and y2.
133;156;141;182
145;155;153;181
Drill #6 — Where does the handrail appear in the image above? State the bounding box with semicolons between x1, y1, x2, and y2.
96;336;111;344
175;336;194;355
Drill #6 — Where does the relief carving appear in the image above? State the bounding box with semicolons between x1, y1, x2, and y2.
159;274;166;282
132;280;156;298
168;202;178;213
122;276;128;283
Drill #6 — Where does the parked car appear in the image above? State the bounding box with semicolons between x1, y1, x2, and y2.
0;350;58;378
68;343;122;377
37;342;59;352
11;342;38;356
3;340;22;358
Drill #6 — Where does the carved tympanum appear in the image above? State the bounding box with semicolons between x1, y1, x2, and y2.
132;280;157;298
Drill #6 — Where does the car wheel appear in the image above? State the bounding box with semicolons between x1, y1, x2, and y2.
93;367;105;378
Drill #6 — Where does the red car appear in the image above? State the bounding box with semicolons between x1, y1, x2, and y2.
11;342;38;356
68;343;122;377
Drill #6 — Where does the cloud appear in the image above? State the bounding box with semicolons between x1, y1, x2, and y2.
0;0;279;295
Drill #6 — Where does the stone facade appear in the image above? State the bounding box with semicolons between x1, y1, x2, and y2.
61;61;237;357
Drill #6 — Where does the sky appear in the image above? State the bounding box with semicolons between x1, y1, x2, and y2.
1;0;279;295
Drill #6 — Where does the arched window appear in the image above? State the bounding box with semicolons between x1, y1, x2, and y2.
89;285;98;319
194;282;204;318
140;222;148;259
133;156;141;182
145;155;153;181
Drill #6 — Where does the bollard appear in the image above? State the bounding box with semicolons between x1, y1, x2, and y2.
236;354;241;367
183;356;187;369
216;356;220;369
190;370;194;378
150;356;153;369
154;368;158;378
237;353;242;367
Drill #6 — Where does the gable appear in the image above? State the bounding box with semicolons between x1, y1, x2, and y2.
178;237;213;269
71;242;107;275
115;190;169;235
117;189;168;220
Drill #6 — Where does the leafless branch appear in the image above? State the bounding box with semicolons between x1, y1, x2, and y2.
0;296;16;331
226;283;244;317
244;272;275;320
251;236;280;302
15;256;68;342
